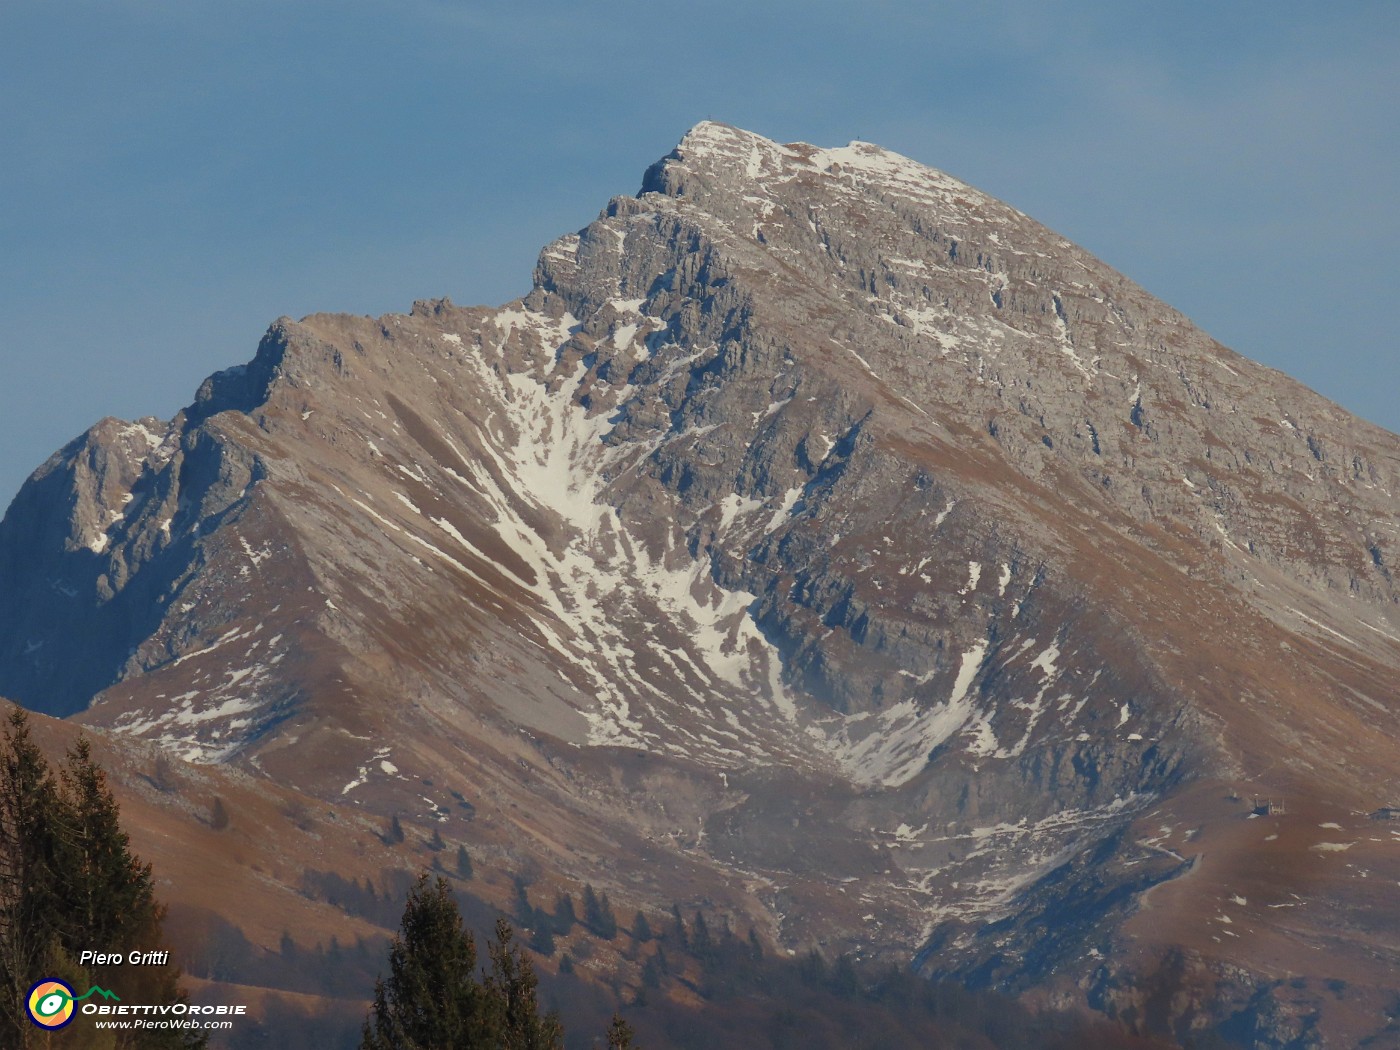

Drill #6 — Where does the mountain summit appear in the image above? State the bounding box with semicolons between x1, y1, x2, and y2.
2;123;1398;1045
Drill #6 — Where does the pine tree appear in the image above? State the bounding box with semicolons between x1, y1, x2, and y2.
581;885;602;933
596;892;617;939
551;893;576;936
63;739;166;930
361;874;492;1050
208;796;229;830
150;751;176;794
631;910;652;943
797;948;827;986
582;885;616;939
669;903;687;949
0;712;200;1049
830;953;860;998
456;844;474;880
0;706;65;1047
717;915;735;953
606;1013;636;1049
58;736;202;1048
691;910;713;965
484;918;562;1050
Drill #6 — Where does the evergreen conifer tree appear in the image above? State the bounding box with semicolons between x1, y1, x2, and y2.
58;736;202;1048
581;885;616;939
0;711;201;1048
669;904;687;949
551;893;576;936
362;878;572;1049
0;707;65;1046
606;1013;636;1049
691;910;713;965
830;953;860;998
361;874;492;1050
596;892;617;939
208;797;229;830
581;885;602;934
797;948;828;986
60;739;158;950
484;919;562;1050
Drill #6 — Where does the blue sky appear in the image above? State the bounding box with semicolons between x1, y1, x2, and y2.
3;1;1397;506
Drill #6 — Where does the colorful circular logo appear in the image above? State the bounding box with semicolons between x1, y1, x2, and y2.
27;979;76;1029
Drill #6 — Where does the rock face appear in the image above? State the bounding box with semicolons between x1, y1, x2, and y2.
2;123;1398;1046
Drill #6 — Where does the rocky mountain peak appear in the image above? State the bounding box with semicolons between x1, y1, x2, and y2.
654;120;991;211
2;125;1398;1046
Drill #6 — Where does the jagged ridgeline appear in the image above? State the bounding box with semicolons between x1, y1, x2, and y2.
1;123;1398;1048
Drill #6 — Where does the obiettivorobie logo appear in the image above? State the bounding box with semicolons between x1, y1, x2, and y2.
26;979;119;1030
26;974;248;1032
